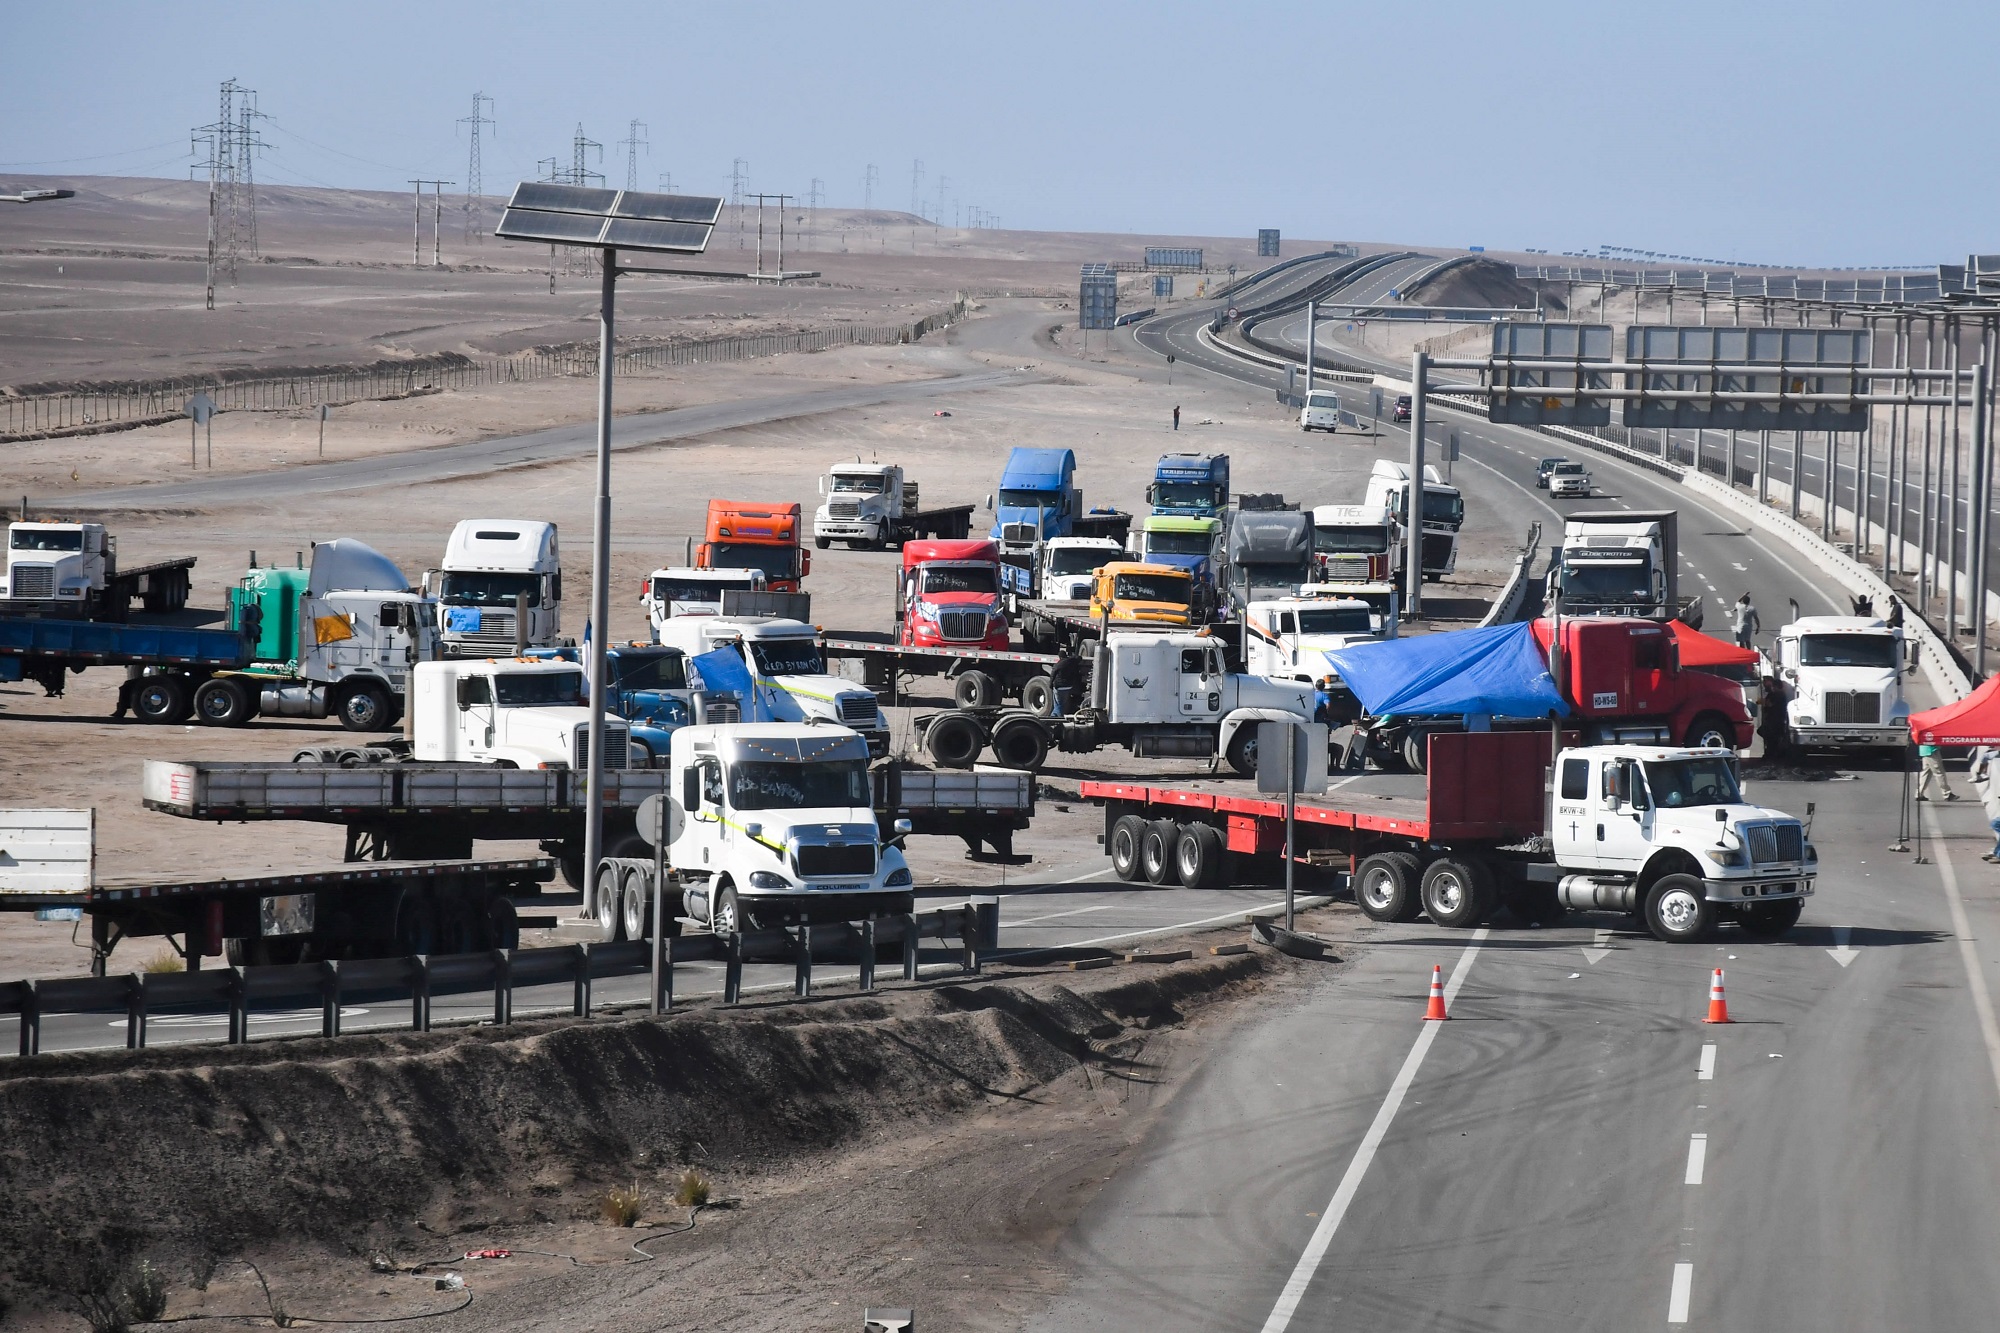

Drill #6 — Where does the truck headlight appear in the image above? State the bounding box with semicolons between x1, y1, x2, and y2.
1702;846;1747;868
747;870;790;889
883;866;913;887
916;602;940;620
1805;842;1818;864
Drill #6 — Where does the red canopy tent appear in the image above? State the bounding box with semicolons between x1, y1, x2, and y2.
1665;620;1759;670
1909;674;2000;746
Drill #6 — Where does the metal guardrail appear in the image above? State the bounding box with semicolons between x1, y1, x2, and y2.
0;900;998;1059
1478;523;1544;628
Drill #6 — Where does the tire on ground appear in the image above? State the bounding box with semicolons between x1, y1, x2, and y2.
338;680;395;732
923;712;985;768
592;861;623;942
989;716;1049;771
1140;820;1179;885
1643;872;1715;942
1420;855;1495;929
620;864;652;940
193;676;256;727
1354;851;1424;922
1109;814;1146;882
954;670;999;709
132;676;193;725
1174;822;1227;889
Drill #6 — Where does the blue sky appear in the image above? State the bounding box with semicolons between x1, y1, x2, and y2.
2;0;1987;266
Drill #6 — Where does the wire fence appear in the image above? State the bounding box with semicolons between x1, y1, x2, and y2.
1;299;967;443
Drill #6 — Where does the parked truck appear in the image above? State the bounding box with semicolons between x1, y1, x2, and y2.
697;500;810;593
530;641;749;766
812;461;975;550
913;630;1315;776
1545;510;1679;621
1227;506;1314;610
429;519;562;656
1133;515;1225;612
1242;592;1391;686
642;565;767;631
896;539;1011;652
1088;561;1199;628
1770;615;1911;751
1146;452;1230;517
0;540;433;731
1034;536;1127;601
1310;501;1402;605
653;614;888;756
990;447;1134;594
1364;460;1462;582
1083;728;1815;942
0;520;195;620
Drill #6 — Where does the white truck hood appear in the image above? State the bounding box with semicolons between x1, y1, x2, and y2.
1226;674;1315;714
1796;665;1899;694
759;673;871;721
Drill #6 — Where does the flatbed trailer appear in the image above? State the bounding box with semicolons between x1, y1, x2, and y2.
4;856;555;974
0;615;251;696
0;555;196;621
1014;599;1220;654
820;633;1080;711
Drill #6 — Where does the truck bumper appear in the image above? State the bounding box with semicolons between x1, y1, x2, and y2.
1789;723;1907;747
814;522;881;540
1702;873;1813;903
739;888;916;928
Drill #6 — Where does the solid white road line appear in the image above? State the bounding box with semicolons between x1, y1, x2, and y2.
1685;1134;1707;1185
1922;806;2000;1103
1002;904;1114;929
1668;1262;1694;1323
1697;1043;1716;1081
1256;929;1489;1333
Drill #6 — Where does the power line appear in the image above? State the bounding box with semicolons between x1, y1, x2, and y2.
618;119;648;191
863;162;878;210
910;158;923;216
458;92;494;244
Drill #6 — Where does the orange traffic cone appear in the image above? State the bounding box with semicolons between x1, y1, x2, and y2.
1423;964;1449;1021
1703;968;1732;1024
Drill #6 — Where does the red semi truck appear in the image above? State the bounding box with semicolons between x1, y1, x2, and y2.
696;500;810;594
896;539;1010;652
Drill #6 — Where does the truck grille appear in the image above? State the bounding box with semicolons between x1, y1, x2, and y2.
939;609;989;642
698;697;741;724
1324;556;1370;582
796;843;876;878
837;694;879;727
1823;690;1881;724
1001;522;1039;545
9;565;53;598
1746;823;1804;865
826;500;861;519
573;723;631;772
444;607;517;650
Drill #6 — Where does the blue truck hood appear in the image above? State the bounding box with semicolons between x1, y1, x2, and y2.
1147;553;1212;577
999;448;1072;491
1325;621;1569;720
993;506;1064;540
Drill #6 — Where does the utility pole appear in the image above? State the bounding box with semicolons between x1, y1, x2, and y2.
748;193;792;276
932;173;948;223
430;180;453;266
657;171;676;195
193;79;259;286
807;178;823;247
408;181;451;265
910;159;924;216
863;163;877;210
729;158;748;248
458;92;494;244
618;119;649;191
235;90;267;261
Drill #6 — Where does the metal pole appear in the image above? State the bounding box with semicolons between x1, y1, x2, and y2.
1920;319;1937;609
1727;429;1738;488
1888;317;1907;579
1759;431;1770;506
583;248;617;925
652;807;668;1014
1822;431;1834;543
1304;300;1316;398
409;181;422;266
1406;351;1429;619
1790;433;1801;520
1284;722;1297;932
1948;323;1964;639
1972;356;1991;675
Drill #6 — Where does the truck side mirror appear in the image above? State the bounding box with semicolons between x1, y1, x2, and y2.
682;768;700;812
800;548;811;578
455;678;474;709
549;572;561;603
984;493;994;511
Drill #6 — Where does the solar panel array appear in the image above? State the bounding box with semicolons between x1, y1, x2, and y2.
1511;262;1965;307
495;182;723;253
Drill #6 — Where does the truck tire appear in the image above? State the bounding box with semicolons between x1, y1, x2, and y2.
193;676;256;727
393;892;436;956
1735;898;1803;938
1403;729;1431;774
593;862;623;942
1354;851;1423;922
1421;855;1495;929
131;676;193;725
1020;674;1056;717
1643;873;1714;942
1140;820;1178;885
487;898;521;952
1175;822;1227;889
924;712;984;768
711;883;741;937
1109;814;1146;881
989;716;1049;771
1682;712;1736;751
954;670;999;709
620;865;652;941
1225;726;1260;778
814;536;831;550
338;681;395;732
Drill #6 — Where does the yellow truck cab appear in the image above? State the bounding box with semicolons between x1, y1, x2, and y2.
1089;561;1196;627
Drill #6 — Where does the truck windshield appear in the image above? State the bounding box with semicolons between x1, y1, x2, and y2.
1421;491;1464;526
11;529;83;551
708;542;799;581
1561;562;1651;603
921;565;997;595
748;638;826;676
1644;757;1741;807
493;671;582;705
1145;530;1212;555
1315;526;1388;554
441;571;540;606
1799;634;1898;668
1047;547;1112;576
729;759;870;810
1114;573;1192;604
1296;608;1374;634
998;488;1055;510
613;654;687;691
830;474;884;493
1153;482;1219;509
653;575;756;603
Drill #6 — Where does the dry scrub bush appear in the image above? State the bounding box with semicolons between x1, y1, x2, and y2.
672;1168;711;1208
141;950;185;974
600;1182;644;1227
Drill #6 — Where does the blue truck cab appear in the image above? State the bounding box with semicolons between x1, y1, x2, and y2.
991;446;1082;544
527;642;693;767
1146;452;1230;518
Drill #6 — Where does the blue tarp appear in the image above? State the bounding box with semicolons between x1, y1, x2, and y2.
689;647;770;722
1324;621;1569;719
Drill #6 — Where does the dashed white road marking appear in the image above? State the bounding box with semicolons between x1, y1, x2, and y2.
1697;1043;1716;1080
1668;1263;1694;1323
1685;1134;1707;1185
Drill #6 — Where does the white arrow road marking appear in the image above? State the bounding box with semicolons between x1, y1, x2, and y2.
1827;925;1859;967
1731;562;1748;572
1582;927;1613;965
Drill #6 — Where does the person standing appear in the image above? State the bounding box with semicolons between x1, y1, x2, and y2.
1172;404;1181;431
1731;592;1761;649
1916;738;1957;802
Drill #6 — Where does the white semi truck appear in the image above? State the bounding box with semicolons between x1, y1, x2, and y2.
653;614;888;757
430;519;563;656
812;461;975;550
1363;460;1462;582
1242;593;1392;685
0;520;195;620
1772;615;1911;751
642;565;768;631
1310;501;1402;602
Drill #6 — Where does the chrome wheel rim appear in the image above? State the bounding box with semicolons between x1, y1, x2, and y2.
1658;889;1701;932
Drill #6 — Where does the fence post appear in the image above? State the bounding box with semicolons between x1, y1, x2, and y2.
494;949;513;1026
19;980;39;1057
961;904;980;975
793;927;813;999
125;972;146;1050
321;959;342;1038
858;919;876;993
573;943;591;1017
411;954;431;1032
227;965;248;1044
901;914;920;982
723;932;743;1005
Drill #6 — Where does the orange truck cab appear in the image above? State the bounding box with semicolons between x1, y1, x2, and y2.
696;500;809;593
1089;561;1196;628
897;539;1009;650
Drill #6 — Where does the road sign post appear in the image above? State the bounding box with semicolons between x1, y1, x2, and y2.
1258;720;1328;929
185;393;215;470
317;403;329;458
637;792;676;1014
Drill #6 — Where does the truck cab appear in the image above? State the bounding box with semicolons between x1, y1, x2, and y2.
1548;518;1666;617
528;643;708;767
1299;391;1342;433
431;520;562;657
654;615;887;757
814;462;904;549
1091;562;1197;628
669;723;913;933
1;521;110;611
1363;460;1461;581
897;539;1009;650
991;446;1080;545
642;566;767;634
1134;516;1223;607
697;500;809;593
1099;632;1317;775
411;658;631;770
1311;501;1401;592
1537;617;1754;751
1039;537;1125;601
1243;594;1390;684
1549;744;1815;940
1227;508;1314;609
1146;452;1230;516
1772;616;1910;749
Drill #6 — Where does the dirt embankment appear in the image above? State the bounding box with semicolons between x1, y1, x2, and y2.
1414;257;1538;310
0;950;1277;1328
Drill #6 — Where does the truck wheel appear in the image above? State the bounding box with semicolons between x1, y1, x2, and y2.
1421;856;1495;929
338;682;394;732
1735;898;1803;937
193;677;255;727
1682;713;1736;751
1354;851;1423;922
393;893;436;956
593;862;623;942
1225;727;1260;778
1140;820;1178;885
1109;814;1146;881
924;713;984;768
989;717;1049;771
1175;823;1227;888
620;866;652;940
1020;675;1056;718
814;536;830;550
1403;730;1431;774
954;670;999;709
1643;874;1714;942
558;851;585;890
131;676;193;725
487;898;521;951
711;883;741;937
